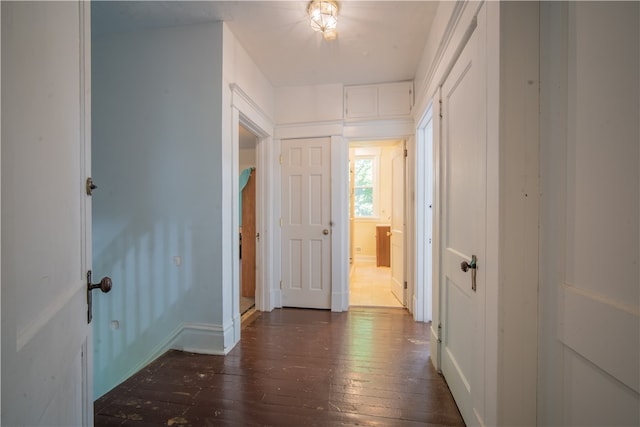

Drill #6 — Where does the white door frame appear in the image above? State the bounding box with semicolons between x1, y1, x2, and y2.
345;135;412;310
390;141;407;306
414;104;434;324
230;84;274;321
272;121;413;312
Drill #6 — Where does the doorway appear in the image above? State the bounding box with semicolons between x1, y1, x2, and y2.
349;140;405;308
239;124;258;316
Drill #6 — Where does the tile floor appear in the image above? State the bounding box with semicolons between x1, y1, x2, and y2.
350;261;403;307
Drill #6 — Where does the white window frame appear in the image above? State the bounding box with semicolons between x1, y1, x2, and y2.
353;148;381;220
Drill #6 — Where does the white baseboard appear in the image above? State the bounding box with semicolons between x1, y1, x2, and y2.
172;322;235;355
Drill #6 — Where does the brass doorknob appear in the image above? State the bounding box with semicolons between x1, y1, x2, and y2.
323;229;330;235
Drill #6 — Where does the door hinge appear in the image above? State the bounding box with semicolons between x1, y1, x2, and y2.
439;99;443;119
279;218;283;227
404;148;408;158
404;281;408;290
279;280;283;290
85;177;97;196
279;155;284;165
437;322;442;343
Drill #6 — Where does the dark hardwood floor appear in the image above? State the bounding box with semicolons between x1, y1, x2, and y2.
95;307;464;426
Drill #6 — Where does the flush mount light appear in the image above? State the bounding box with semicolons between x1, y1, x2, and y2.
308;0;339;41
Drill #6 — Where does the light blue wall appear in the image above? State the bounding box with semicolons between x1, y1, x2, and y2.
91;22;224;398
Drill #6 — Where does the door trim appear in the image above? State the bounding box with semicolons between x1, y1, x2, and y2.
79;1;93;423
230;84;274;320
415;104;434;324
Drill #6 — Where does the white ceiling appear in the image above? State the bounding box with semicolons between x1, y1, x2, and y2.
92;1;439;88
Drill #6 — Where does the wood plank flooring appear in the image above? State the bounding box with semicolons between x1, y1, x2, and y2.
95;308;464;426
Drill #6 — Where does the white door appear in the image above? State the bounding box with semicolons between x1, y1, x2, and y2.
281;138;332;309
390;144;405;305
439;9;487;426
2;2;95;425
539;2;640;425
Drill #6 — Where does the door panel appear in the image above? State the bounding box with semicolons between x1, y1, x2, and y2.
440;6;487;425
390;145;405;304
1;2;92;425
281;138;331;309
538;3;640;424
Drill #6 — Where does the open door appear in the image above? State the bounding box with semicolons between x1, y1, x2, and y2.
390;143;405;305
241;168;256;298
2;2;97;425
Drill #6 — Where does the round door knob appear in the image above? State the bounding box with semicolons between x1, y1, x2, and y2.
460;261;470;272
323;229;330;235
90;276;112;293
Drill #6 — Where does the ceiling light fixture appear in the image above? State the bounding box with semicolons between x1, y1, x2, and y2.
308;0;339;41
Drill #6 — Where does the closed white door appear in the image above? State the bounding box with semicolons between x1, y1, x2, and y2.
440;8;487;426
2;2;95;426
539;2;640;425
281;138;332;309
390;144;405;305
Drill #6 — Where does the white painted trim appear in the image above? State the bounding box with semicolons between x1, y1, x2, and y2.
484;3;500;425
414;1;485;119
415;1;467;114
230;84;275;314
272;138;283;309
275;121;344;139
79;0;91;283
344;119;414;140
228;103;241;347
429;324;440;372
432;88;442;371
405;136;415;315
79;2;93;422
0;0;2;417
414;104;434;323
255;135;274;312
230;83;273;133
173;322;231;355
331;135;349;312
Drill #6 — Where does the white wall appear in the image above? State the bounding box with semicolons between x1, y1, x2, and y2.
413;1;462;114
239;148;256;172
223;25;275;121
538;2;640;425
412;2;539;425
92;22;225;398
275;84;343;125
91;20;276;398
221;22;275;337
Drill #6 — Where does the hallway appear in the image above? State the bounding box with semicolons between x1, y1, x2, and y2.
350;261;403;307
95;308;463;426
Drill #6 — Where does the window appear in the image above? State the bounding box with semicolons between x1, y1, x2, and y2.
354;156;376;217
